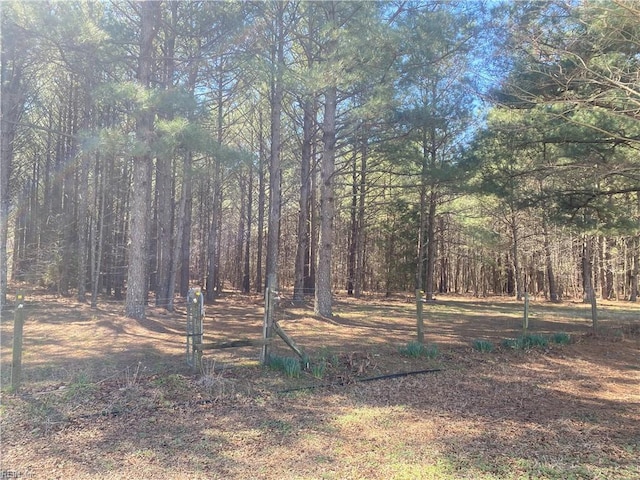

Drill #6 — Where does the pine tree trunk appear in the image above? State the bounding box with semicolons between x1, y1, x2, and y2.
77;148;90;302
91;154;106;308
315;85;337;318
355;135;367;298
236;176;246;289
0;70;22;307
125;1;159;320
206;164;221;302
206;60;225;303
347;150;358;296
167;152;190;311
255;113;266;293
179;153;193;297
543;220;559;302
511;215;523;300
633;193;640;302
582;235;594;303
631;235;639;302
243;163;252;293
293;99;313;303
266;2;284;285
416;143;428;295
424;189;437;301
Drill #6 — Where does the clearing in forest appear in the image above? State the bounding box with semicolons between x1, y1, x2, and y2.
1;293;639;479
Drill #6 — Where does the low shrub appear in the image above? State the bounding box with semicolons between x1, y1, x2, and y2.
522;334;549;348
502;334;549;350
399;341;439;359
472;339;494;353
269;355;302;378
310;360;327;379
550;332;571;345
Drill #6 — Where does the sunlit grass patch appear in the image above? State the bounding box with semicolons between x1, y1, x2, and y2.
472;339;494;353
399;341;439;359
268;354;301;378
502;334;548;350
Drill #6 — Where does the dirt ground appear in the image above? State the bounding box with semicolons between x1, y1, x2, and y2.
1;290;639;479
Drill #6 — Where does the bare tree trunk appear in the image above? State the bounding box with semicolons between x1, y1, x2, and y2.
266;2;284;286
631;235;639;302
0;56;23;308
315;84;337;318
582;235;594;303
77;144;90;302
58;78;78;297
179;153;193;297
125;1;159;320
543;220;559;302
347;150;357;296
236;175;247;289
255;111;266;293
206;58;226;303
510;214;524;300
306;149;317;295
633;193;640;302
243;163;252;293
179;59;199;298
155;154;172;306
156;2;178;308
424;189;437;301
91;154;106;308
206;163;221;302
415;141;428;296
167;152;190;312
355;135;367;298
293;99;313;303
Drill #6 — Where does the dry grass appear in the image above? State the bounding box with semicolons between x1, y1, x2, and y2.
1;291;639;479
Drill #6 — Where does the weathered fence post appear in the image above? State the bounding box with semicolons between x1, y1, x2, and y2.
416;290;424;343
11;290;25;392
186;287;204;370
523;292;530;335
261;274;276;365
590;286;598;332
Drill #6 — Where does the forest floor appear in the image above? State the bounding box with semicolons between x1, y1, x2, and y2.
1;289;639;479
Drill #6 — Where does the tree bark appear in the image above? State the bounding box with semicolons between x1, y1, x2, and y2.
0;51;24;308
243;163;253;293
582;235;594;303
167;152;190;312
265;2;284;286
156;2;178;308
415;136;428;296
510;214;524;300
293;98;313;303
355;135;367;298
125;0;159;320
255;110;266;293
315;84;337;318
179;152;193;297
543;220;559;302
347;150;358;296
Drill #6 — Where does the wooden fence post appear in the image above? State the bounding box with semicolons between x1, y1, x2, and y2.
590;286;598;332
416;290;424;343
186;287;204;370
523;292;529;335
261;274;276;365
11;290;25;392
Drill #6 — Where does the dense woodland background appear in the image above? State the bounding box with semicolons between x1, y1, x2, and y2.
1;0;639;319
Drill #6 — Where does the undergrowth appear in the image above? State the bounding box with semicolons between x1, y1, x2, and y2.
399;341;439;359
472;339;494;353
502;332;571;350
